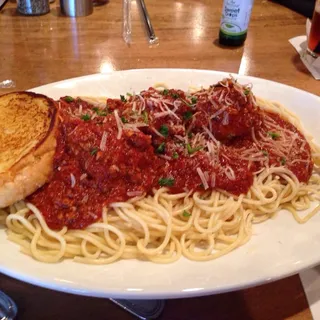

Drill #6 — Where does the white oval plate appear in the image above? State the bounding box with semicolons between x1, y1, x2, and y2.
1;69;320;299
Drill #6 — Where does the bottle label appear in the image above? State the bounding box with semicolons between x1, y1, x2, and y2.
220;0;253;36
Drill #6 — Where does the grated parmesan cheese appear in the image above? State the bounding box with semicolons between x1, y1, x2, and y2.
114;110;123;140
100;131;108;151
197;167;209;190
70;174;76;188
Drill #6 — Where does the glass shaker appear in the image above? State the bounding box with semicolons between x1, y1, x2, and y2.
0;291;17;320
17;0;50;15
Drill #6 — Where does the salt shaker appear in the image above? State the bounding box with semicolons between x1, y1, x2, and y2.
17;0;50;15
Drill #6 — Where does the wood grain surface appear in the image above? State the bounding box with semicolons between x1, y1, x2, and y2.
0;273;312;320
0;0;318;319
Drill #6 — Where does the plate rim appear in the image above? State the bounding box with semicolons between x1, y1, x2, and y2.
1;68;320;299
30;68;320;101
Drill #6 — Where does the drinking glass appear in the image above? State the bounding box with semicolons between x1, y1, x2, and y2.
308;0;320;57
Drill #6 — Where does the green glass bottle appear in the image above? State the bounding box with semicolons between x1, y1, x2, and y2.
219;0;254;47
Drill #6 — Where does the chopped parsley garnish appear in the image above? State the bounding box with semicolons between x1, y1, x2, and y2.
262;150;269;156
81;114;91;121
280;157;286;165
121;116;128;123
156;142;165;154
172;152;179;159
191;96;198;104
142;110;149;124
158;177;175;187
244;89;250;95
90;147;98;156
181;98;195;108
187;144;202;155
188;132;193;139
159;125;169;137
120;95;127;102
171;93;180;99
65;96;74;102
93;107;108;116
182;210;191;217
183;111;193;120
126;92;132;96
162;89;169;96
267;131;281;140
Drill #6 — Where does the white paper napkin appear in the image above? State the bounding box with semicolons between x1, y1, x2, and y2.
300;266;320;319
289;20;320;80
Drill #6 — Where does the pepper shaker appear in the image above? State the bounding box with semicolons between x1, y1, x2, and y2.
60;0;93;17
17;0;50;15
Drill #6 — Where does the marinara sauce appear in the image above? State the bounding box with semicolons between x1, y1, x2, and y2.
29;80;313;229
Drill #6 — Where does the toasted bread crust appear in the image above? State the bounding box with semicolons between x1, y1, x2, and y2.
0;92;58;208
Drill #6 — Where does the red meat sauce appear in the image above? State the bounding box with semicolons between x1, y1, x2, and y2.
28;81;313;230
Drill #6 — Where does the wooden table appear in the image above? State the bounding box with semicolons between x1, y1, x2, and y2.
0;1;318;319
